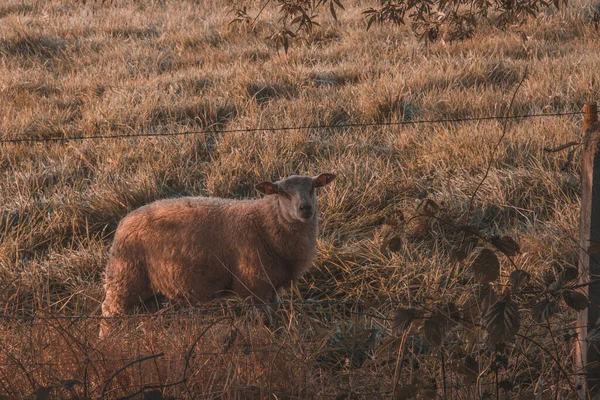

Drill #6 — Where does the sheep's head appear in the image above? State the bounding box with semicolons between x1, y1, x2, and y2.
256;173;336;222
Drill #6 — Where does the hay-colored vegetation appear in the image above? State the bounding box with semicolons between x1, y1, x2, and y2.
0;0;599;398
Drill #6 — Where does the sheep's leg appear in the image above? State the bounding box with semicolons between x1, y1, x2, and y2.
100;269;154;338
263;292;282;329
100;289;156;338
250;290;283;330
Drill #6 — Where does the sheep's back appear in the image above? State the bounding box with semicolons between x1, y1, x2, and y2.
111;196;260;300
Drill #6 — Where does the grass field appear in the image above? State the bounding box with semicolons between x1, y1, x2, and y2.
1;0;599;398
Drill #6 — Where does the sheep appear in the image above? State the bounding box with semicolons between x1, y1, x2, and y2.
99;173;336;336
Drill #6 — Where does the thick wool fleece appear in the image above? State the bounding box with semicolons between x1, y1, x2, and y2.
101;195;318;318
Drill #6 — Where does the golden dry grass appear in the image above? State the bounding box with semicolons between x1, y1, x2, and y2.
1;0;599;398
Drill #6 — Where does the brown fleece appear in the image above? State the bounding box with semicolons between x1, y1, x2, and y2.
100;174;334;335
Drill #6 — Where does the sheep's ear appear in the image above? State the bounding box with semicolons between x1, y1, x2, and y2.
255;181;279;195
313;173;336;188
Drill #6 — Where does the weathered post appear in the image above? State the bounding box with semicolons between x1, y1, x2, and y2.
577;103;600;398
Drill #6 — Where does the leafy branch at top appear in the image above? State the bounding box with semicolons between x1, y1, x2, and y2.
229;0;569;52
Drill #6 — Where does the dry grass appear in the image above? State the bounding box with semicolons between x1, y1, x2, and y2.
0;0;599;398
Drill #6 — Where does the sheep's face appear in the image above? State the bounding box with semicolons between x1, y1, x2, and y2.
256;173;336;223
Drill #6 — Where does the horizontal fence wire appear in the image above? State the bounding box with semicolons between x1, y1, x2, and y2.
0;300;590;335
0;300;369;320
0;111;583;144
0;299;585;345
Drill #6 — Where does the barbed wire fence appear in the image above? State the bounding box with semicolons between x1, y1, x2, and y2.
0;107;596;399
0;297;587;398
0;110;583;144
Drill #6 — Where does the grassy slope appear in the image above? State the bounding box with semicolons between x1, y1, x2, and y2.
0;0;599;397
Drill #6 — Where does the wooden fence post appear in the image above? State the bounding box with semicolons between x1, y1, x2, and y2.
577;103;600;398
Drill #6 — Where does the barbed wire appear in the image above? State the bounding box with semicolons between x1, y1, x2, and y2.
0;298;590;339
0;111;583;144
1;314;579;396
0;299;371;321
0;301;585;347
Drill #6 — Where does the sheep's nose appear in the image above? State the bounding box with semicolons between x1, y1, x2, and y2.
299;203;312;212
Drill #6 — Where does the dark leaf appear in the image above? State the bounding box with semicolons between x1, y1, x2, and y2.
548;280;562;291
283;35;289;53
333;0;345;10
559;266;578;283
461;235;480;253
494;353;509;369
458;224;479;234
563;290;588;311
388;236;403;252
330;1;337;21
437;302;460;330
451;235;480;262
223;328;238;353
531;298;557;323
416;198;439;217
35;387;52;400
588;321;600;343
484;294;520;345
422;318;443;347
458;355;479;381
395;384;418;400
383;215;401;226
462;283;497;324
450;248;468;263
470;249;500;283
393;308;418;334
366;14;377;30
143;390;164;400
490;236;520;256
407;216;430;238
60;380;81;391
498;379;514;391
509;270;530;291
542;268;557;286
478;283;498;308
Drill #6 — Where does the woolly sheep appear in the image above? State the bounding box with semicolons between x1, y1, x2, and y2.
100;173;336;336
